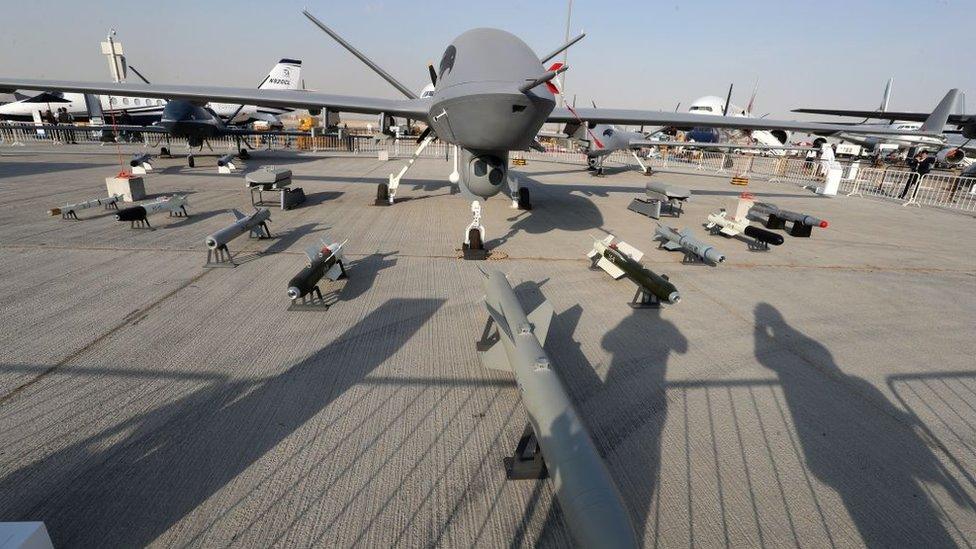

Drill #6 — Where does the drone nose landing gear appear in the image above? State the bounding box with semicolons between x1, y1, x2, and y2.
462;200;487;260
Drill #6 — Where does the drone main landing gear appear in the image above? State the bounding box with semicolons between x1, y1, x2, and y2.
381;134;435;205
507;172;532;210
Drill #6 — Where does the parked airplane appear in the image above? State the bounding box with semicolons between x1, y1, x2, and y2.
0;59;302;127
684;82;793;152
0;9;935;253
794;83;968;164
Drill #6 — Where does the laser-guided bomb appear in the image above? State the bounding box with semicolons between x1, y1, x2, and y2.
588;235;680;307
654;224;725;264
48;194;122;220
476;269;639;549
748;201;828;237
115;195;188;228
287;238;347;307
204;208;272;266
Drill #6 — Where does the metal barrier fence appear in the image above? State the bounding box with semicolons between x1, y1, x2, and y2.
839;167;976;211
4;122;974;213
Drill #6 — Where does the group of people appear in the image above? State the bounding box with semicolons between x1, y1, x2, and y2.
42;107;77;144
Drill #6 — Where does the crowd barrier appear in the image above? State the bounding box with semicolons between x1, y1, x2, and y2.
3;122;973;213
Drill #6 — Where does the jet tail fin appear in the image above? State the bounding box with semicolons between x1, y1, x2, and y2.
880;78;893;112
920;89;960;132
259;59;302;91
231;208;247;221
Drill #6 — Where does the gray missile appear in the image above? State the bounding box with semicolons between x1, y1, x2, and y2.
129;153;152;167
588;235;680;305
749;201;828;237
287;238;347;302
205;208;272;250
654;223;726;264
217;154;236;167
48;194;122;219
477;269;638;549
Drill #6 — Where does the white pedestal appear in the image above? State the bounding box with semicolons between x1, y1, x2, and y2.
105;176;145;202
0;522;54;549
816;166;842;197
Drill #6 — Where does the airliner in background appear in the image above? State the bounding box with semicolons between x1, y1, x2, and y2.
0;59;303;127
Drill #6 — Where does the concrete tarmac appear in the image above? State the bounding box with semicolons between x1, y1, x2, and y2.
0;148;974;547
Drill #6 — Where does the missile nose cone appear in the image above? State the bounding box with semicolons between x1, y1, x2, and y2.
819;221;829;228
205;237;217;249
668;292;681;304
287;287;300;300
716;255;726;263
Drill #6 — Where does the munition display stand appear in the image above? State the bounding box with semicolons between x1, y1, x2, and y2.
504;424;548;480
627;197;663;219
762;214;813;238
630;276;671;309
627;197;684;219
204;221;273;268
474;318;548;479
250;187;306;210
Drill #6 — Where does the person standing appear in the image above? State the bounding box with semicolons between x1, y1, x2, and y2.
901;150;935;200
57;108;72;144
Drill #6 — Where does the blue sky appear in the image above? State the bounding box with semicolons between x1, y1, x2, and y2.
1;0;971;117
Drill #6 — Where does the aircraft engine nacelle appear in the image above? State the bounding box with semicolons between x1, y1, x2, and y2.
459;149;508;199
936;147;966;166
769;130;788;145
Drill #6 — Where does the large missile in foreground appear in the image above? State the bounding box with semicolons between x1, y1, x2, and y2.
477;270;638;549
588;235;680;305
116;195;188;228
654;223;725;264
48;194;122;219
206;209;272;250
204;208;272;266
749;201;828;237
287;238;347;303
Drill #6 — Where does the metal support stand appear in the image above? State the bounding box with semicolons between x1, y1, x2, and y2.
764;214;787;230
250;221;272;239
629;277;669;309
130;217;152;230
205;245;237;268
168;206;189;218
504;424;548;480
62;211;79;221
747;239;770;252
475;316;499;352
788;223;813;238
287;286;330;311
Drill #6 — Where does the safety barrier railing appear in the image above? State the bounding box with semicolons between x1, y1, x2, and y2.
6;122;975;214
